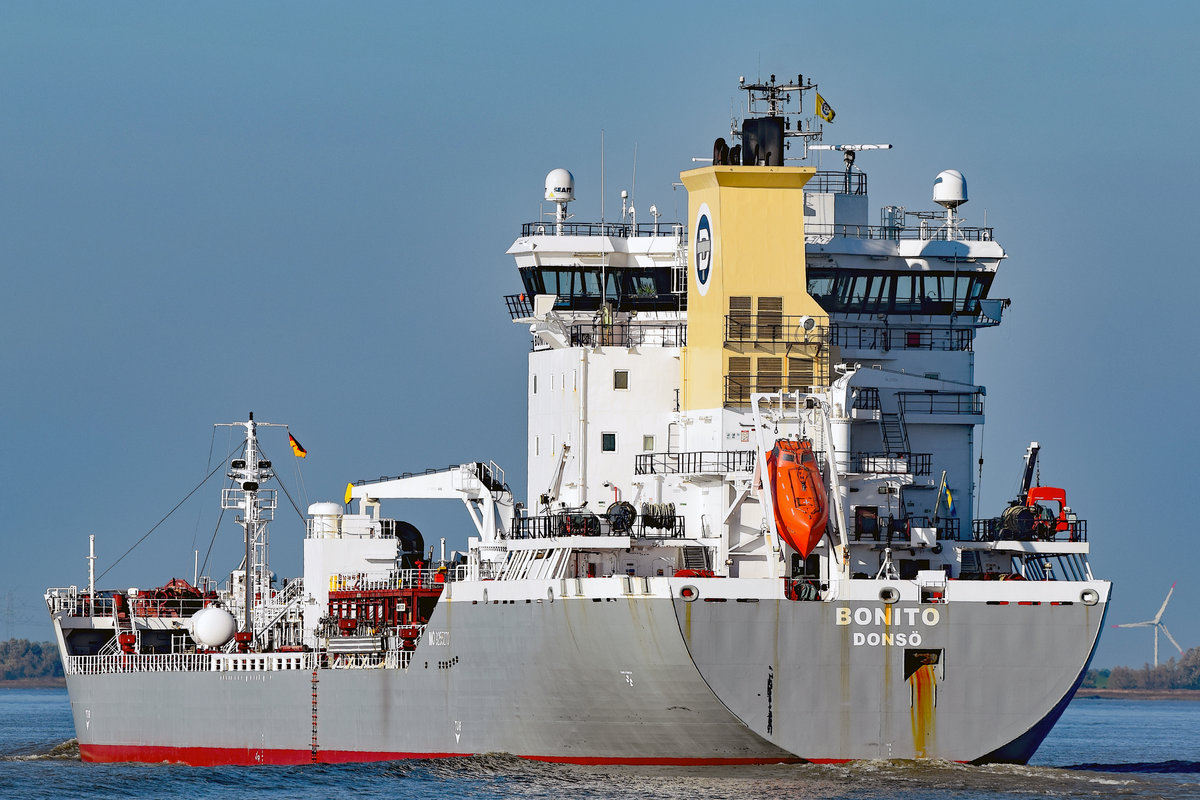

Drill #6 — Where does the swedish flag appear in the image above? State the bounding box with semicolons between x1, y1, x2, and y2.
816;92;835;123
945;485;956;517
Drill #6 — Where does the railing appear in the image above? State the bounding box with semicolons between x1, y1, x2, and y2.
973;517;1088;543
329;567;464;593
505;293;533;318
851;387;880;411
805;171;868;195
47;589;117;618
724;376;823;405
725;315;829;346
805;223;994;242
830;326;974;352
848;452;932;476
506;292;687;321
349;465;476;490
520;221;684;239
851;388;983;416
899;392;985;415
65;652;316;675
127;597;209;618
850;515;962;542
506;511;685;540
210;653;316;671
566;322;687;348
66;653;211;675
634;450;755;475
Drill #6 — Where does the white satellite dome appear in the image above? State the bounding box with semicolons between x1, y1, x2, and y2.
190;606;237;648
933;169;968;209
544;168;575;203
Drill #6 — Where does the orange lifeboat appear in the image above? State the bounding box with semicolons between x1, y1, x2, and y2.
766;439;828;558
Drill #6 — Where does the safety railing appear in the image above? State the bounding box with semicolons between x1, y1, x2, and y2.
973;517;1088;543
46;589;117;618
830;326;974;352
805;171;868;195
64;652;311;675
329;566;465;593
805;223;994;242
899;392;985;415
568;321;687;348
634;450;756;475
506;511;685;540
724;315;829;346
848;452;932;476
520;221;684;238
725;376;822;405
850;515;962;542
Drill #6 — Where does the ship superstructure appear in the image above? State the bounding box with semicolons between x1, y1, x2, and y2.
46;74;1108;766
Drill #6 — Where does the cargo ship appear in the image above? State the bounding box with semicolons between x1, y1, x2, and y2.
46;74;1109;766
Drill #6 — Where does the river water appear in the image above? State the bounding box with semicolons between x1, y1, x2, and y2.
1;689;1196;799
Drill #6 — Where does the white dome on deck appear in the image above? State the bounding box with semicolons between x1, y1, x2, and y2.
933;169;968;209
190;606;237;648
545;168;574;203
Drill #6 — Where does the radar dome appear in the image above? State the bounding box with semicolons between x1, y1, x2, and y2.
933;170;968;209
190;606;237;648
545;169;575;203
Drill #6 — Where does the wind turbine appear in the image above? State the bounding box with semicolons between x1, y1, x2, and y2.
1113;583;1184;667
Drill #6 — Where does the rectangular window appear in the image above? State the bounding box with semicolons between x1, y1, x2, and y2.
894;275;916;312
614;370;629;390
601;433;617;452
643;435;655;451
807;275;835;304
533;374;537;394
581;270;601;296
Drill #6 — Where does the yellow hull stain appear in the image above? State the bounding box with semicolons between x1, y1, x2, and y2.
909;665;937;758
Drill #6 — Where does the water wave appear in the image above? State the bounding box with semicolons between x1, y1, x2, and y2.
1064;760;1200;774
0;738;78;761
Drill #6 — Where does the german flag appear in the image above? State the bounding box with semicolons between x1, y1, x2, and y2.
289;433;307;458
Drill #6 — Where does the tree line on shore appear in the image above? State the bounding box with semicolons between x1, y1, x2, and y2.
0;640;64;680
1084;645;1200;690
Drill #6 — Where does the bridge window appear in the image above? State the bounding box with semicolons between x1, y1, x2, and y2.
807;268;994;315
519;267;681;312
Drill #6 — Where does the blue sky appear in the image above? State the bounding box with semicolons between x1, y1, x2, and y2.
2;2;1196;669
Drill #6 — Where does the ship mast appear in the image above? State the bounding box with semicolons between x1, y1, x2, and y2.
219;412;281;647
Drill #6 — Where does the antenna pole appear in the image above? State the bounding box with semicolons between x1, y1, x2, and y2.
601;129;607;312
88;534;96;618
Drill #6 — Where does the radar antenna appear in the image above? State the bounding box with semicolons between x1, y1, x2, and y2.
731;73;827;160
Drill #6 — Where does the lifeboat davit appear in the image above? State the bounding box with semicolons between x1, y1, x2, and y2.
767;439;828;558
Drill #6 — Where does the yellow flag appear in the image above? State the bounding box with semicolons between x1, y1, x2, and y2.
816;92;835;123
344;482;354;505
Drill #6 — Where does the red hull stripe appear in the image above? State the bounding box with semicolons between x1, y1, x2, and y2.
80;743;814;767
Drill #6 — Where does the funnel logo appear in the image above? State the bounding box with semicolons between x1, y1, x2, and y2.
694;203;713;297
